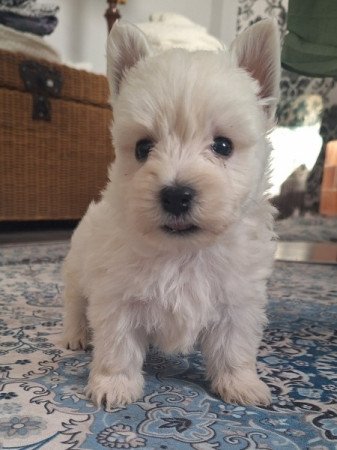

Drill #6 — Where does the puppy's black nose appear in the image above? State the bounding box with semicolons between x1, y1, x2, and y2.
160;185;195;216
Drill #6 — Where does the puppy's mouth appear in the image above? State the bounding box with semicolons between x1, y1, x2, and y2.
161;222;199;236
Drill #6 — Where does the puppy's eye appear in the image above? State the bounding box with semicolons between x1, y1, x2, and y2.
135;139;154;161
211;136;233;157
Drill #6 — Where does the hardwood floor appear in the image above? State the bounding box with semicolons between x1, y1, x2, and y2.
276;242;337;264
0;221;76;244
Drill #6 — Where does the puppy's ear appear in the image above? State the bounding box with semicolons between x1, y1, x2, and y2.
107;22;151;102
230;19;280;123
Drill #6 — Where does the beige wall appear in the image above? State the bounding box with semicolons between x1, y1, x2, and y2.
45;0;238;74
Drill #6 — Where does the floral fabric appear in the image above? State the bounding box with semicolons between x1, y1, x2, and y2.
0;241;336;449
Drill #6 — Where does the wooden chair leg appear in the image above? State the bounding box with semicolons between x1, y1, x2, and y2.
105;0;122;33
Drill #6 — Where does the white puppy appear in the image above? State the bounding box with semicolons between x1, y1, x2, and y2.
63;19;280;408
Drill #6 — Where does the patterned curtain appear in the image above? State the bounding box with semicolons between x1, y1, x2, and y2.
237;0;337;212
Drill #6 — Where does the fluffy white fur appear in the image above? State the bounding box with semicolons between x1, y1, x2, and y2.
63;19;280;408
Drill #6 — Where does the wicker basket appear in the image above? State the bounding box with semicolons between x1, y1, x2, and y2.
0;49;114;221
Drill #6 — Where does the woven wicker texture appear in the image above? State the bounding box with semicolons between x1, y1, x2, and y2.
0;50;114;221
0;50;110;106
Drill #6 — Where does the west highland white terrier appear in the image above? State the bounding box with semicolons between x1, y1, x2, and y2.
63;18;280;408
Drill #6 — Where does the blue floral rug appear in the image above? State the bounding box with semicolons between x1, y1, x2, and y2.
0;241;336;450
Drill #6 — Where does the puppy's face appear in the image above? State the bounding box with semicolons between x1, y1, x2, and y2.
107;21;280;252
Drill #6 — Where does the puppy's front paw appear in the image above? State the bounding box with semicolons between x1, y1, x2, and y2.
212;370;271;406
62;327;89;350
86;372;144;408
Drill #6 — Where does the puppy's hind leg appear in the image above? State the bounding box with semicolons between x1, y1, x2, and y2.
62;273;89;350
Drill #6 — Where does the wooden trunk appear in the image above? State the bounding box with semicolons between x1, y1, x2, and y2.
0;50;114;221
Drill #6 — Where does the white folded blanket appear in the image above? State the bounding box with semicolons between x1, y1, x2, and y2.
137;12;224;53
0;24;60;62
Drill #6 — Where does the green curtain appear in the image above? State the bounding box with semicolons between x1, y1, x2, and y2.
281;0;337;78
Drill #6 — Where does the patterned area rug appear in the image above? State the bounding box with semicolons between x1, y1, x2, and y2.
0;241;336;449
